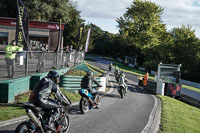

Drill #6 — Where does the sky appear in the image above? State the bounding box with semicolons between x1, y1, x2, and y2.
72;0;200;38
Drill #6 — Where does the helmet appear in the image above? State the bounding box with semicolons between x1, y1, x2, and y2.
47;70;60;84
87;70;93;76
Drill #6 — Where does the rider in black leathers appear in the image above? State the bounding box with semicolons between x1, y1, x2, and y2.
29;70;69;130
81;71;101;105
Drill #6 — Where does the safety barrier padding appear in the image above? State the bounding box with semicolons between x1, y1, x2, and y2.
0;76;30;103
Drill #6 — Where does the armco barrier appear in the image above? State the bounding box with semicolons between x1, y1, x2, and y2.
0;76;30;103
60;75;106;92
180;88;200;107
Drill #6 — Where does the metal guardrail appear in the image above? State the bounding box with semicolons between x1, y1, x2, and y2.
0;50;85;80
180;88;200;107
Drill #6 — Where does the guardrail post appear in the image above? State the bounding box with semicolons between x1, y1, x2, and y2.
25;51;29;76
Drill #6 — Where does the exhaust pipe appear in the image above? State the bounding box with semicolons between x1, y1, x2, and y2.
26;109;45;133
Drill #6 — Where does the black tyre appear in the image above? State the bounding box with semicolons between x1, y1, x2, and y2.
120;88;124;99
96;95;101;109
80;97;89;114
15;121;37;133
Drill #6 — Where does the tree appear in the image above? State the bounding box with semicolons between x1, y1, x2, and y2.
117;0;168;67
169;25;200;81
63;2;84;46
0;0;83;47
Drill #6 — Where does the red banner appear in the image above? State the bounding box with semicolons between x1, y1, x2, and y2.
0;17;64;30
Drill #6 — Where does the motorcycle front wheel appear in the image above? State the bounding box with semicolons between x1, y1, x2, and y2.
80;97;89;114
15;121;37;133
59;115;70;133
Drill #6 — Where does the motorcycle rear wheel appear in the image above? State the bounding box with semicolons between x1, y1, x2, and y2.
15;121;37;133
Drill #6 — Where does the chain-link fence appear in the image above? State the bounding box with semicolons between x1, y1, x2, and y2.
0;50;85;80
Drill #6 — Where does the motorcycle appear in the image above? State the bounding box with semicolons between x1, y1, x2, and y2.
15;90;71;133
78;87;101;114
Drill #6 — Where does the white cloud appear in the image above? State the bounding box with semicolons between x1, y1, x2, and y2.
73;0;200;37
150;0;200;37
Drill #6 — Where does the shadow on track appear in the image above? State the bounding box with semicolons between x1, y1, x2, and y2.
68;104;82;115
0;130;14;133
127;84;151;95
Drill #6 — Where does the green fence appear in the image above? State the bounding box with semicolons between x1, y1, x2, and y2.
60;75;101;91
0;68;70;103
0;76;30;103
30;68;70;90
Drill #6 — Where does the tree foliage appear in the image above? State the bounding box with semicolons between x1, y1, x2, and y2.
169;25;200;81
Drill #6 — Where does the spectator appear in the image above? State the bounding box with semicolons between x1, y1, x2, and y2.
143;71;149;87
36;43;47;72
61;45;70;68
52;46;58;69
5;40;22;78
70;45;74;52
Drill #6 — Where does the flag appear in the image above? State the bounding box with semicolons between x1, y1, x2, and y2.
16;0;29;50
85;28;91;52
76;23;85;50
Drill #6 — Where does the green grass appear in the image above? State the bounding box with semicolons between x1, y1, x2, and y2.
113;61;155;80
182;85;200;93
158;95;200;133
0;89;81;121
114;61;200;92
61;89;81;103
64;69;87;76
0;92;30;121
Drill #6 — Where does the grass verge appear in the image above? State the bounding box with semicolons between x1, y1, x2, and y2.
64;69;87;76
113;61;155;79
182;84;200;93
61;89;81;103
0;92;30;121
114;61;200;92
158;95;200;133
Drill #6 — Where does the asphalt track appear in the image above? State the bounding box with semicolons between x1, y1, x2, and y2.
0;57;156;133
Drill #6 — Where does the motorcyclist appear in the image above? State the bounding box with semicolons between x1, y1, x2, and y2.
114;66;119;76
118;71;128;93
29;70;70;130
115;66;121;83
81;71;101;105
